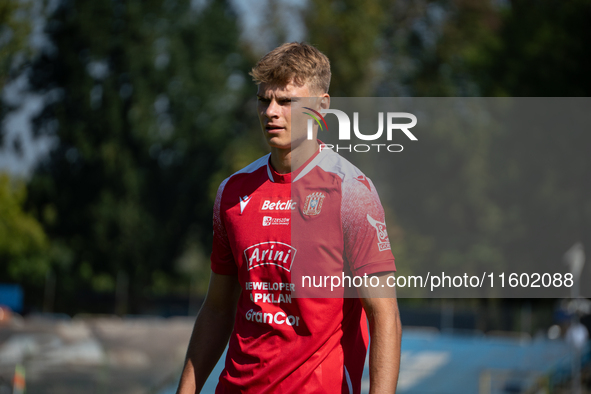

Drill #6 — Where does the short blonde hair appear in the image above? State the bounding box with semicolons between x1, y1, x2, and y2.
250;42;331;94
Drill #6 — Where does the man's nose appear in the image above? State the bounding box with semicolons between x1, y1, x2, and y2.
265;100;280;118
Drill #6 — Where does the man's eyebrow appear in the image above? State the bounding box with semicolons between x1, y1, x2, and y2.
256;94;295;101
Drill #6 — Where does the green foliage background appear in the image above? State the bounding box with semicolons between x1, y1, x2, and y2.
1;0;589;317
0;174;48;282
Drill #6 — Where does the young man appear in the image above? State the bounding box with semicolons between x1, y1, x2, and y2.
177;42;401;394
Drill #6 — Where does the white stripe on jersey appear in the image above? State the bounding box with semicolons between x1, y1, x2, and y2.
294;146;366;184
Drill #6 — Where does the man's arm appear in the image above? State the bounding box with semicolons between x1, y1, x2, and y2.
358;271;402;394
176;272;242;394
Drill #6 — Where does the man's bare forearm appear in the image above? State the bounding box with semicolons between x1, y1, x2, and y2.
366;297;402;393
359;272;402;394
177;273;241;394
176;304;236;393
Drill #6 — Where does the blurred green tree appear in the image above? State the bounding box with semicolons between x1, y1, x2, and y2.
374;0;590;308
25;0;255;313
468;0;591;277
470;0;591;97
377;0;500;97
305;0;390;96
0;0;31;87
0;173;48;284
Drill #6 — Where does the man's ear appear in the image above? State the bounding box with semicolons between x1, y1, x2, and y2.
320;94;330;110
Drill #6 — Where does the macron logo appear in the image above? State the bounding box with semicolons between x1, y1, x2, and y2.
355;175;371;191
239;195;251;215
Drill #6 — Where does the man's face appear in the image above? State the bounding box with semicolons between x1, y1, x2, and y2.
257;80;325;150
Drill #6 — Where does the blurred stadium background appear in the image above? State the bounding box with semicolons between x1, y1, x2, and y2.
1;0;590;392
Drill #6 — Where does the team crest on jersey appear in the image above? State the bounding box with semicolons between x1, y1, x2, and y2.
302;192;325;216
366;214;391;251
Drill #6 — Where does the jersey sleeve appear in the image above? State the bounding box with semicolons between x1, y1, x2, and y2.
341;176;396;276
210;178;238;275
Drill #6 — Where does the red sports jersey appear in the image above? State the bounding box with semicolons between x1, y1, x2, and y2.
211;146;395;393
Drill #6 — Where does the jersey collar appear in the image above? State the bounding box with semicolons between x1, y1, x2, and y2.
267;140;326;184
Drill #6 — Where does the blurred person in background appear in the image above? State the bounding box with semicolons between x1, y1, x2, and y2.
176;42;401;394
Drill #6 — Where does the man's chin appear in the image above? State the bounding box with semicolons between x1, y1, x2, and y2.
266;138;291;151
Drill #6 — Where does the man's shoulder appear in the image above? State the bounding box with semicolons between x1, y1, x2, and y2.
216;153;270;196
228;153;271;180
314;149;374;191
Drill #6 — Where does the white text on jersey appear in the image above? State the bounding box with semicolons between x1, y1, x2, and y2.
244;242;297;271
260;199;297;211
245;309;301;327
250;293;292;304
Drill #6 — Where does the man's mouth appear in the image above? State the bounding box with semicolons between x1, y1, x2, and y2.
265;125;285;133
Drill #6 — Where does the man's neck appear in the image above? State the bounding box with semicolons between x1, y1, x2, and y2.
270;139;319;174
